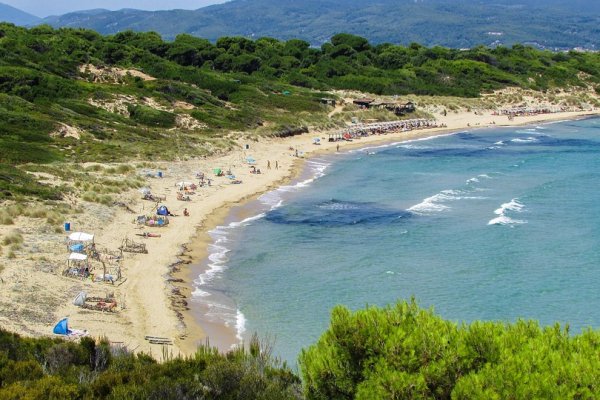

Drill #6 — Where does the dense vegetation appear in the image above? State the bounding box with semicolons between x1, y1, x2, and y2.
299;300;600;399
39;0;600;50
0;331;301;399
2;301;600;398
1;23;600;199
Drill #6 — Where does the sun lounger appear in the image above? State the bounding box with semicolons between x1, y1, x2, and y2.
119;238;148;254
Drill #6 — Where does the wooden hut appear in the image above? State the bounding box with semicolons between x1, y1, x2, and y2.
319;98;337;106
353;98;374;108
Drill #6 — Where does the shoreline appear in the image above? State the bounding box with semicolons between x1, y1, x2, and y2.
178;110;600;354
0;108;598;359
173;157;309;354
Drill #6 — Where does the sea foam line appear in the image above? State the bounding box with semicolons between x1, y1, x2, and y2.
488;198;527;226
511;137;539;143
193;154;330;343
409;189;486;215
350;131;460;154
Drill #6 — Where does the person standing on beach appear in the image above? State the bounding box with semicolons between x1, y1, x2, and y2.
337;144;340;152
267;161;271;169
275;161;279;169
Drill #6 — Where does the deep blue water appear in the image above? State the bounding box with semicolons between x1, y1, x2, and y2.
193;118;600;364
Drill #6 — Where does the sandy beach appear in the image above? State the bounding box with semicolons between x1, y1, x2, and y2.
0;102;598;358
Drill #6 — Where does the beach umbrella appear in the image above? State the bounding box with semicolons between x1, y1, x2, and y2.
68;232;94;242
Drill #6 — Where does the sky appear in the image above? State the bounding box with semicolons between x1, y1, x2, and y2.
3;0;229;17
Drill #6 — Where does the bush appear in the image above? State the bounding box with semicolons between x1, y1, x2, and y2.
2;230;23;246
299;300;600;400
127;104;176;128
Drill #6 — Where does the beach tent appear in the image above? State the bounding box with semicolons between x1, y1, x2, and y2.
73;291;87;306
157;205;170;216
68;232;94;242
246;157;256;165
53;318;71;335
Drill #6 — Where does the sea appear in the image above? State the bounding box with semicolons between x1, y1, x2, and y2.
190;117;600;364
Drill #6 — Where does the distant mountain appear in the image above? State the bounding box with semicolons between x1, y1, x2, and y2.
39;0;600;49
0;2;40;25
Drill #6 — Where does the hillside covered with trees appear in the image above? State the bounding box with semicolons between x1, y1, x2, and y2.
1;22;600;199
2;301;599;398
39;0;600;50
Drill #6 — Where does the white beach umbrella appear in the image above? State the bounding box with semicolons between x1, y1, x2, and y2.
68;232;94;242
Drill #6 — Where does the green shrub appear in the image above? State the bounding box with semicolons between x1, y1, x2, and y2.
127;104;176;128
299;300;600;400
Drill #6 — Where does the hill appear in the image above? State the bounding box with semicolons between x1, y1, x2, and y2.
1;23;600;199
0;2;40;25
39;0;600;49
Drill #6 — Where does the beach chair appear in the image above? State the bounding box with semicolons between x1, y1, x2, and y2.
119;238;148;254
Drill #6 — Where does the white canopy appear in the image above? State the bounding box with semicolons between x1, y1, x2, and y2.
69;252;88;261
176;181;194;187
68;232;94;242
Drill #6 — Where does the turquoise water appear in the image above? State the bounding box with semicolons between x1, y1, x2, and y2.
192;117;600;363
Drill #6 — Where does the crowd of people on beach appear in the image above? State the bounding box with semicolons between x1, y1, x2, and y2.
330;118;440;141
494;106;573;118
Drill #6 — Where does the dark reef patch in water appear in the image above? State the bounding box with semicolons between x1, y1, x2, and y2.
265;199;411;227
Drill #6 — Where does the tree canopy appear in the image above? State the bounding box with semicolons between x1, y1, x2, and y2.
299;300;600;399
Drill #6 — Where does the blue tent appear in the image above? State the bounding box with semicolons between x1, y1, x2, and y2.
53;318;71;335
157;205;169;216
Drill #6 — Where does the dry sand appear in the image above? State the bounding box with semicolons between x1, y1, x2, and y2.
0;107;598;359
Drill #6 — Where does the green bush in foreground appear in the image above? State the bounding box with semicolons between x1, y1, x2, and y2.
0;331;301;399
299;300;600;399
2;301;600;398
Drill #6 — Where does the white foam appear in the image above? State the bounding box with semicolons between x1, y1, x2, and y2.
191;288;211;297
258;160;331;210
265;159;330;201
409;189;486;215
192;151;331;343
487;216;526;226
397;144;431;150
494;199;524;215
494;141;505;145
228;213;266;228
488;198;527;226
409;193;451;214
351;131;458;154
511;137;539;143
235;309;246;342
